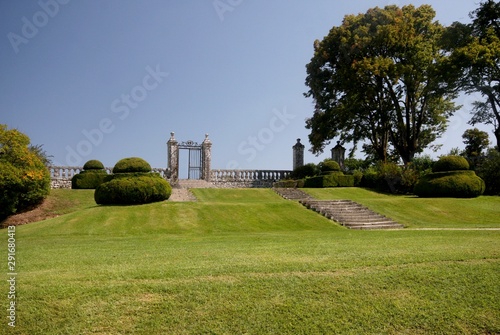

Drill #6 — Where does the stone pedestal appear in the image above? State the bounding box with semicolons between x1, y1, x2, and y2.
293;138;305;170
167;132;179;182
331;141;346;170
201;134;212;181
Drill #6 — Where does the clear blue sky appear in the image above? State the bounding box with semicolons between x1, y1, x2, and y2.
0;0;492;176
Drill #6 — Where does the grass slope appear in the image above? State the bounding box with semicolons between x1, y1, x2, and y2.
305;187;500;228
2;189;499;334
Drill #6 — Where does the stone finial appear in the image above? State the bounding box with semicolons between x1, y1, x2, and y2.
293;138;305;149
203;133;211;144
170;132;175;140
293;138;305;170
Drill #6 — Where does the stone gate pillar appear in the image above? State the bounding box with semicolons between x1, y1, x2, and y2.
167;132;179;182
293;138;305;170
201;134;212;181
331;141;346;170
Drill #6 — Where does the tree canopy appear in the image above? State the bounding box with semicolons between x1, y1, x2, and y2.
305;5;459;164
0;124;50;220
446;0;500;150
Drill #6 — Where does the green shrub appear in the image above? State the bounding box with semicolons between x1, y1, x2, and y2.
83;159;105;170
433;155;469;172
72;160;108;189
290;163;318;179
349;170;363;186
476;149;500;195
414;170;485;198
320;160;341;173
303;174;354;188
112;157;151;174
304;176;323;188
323;174;354;187
94;174;171;205
0;125;50;220
71;170;108;189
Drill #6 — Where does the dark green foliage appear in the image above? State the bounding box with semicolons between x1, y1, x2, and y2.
83;159;105;170
71;170;107;189
72;159;107;189
349;170;364;187
112;157;151;174
304;176;323;188
290;163;318;179
414;171;485;198
323;174;354;187
320;160;341;173
0;125;50;220
433;155;470;172
476;148;500;195
304;175;354;188
94;173;171;205
360;162;419;194
95;157;170;205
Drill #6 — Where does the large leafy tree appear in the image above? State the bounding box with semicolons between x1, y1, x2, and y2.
305;5;459;164
462;127;490;168
447;0;500;150
0;124;50;220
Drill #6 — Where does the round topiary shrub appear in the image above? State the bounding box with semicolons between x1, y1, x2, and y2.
83;159;105;170
414;156;485;198
95;157;171;205
94;174;171;205
72;159;107;189
320;160;341;174
112;157;151;174
432;155;469;172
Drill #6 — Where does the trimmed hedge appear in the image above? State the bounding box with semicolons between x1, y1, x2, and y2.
321;160;341;173
72;159;107;189
94;173;171;205
83;159;105;170
414;171;485;198
433;155;469;172
304;174;354;188
71;170;107;189
113;157;152;173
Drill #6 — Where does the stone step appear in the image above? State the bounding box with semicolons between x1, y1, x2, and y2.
299;199;403;230
273;188;313;200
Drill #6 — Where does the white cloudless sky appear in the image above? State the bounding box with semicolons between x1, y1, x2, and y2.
0;0;493;176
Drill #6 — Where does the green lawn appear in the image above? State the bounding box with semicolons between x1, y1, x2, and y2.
305;187;500;228
2;188;499;334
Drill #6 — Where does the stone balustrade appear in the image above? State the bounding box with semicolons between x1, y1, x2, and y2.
210;169;291;181
49;166;290;189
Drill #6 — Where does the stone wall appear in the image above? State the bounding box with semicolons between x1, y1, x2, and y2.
49;166;291;189
49;166;168;189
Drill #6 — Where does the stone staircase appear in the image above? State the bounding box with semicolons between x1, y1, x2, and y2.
273;187;313;200
273;188;403;230
299;199;403;230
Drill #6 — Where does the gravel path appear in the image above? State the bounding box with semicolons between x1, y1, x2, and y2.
168;188;197;202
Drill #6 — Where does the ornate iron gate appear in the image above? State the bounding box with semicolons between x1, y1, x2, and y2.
167;132;212;182
179;140;202;180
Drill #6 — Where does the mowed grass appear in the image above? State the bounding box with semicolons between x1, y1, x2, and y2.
305;187;500;228
2;188;499;334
